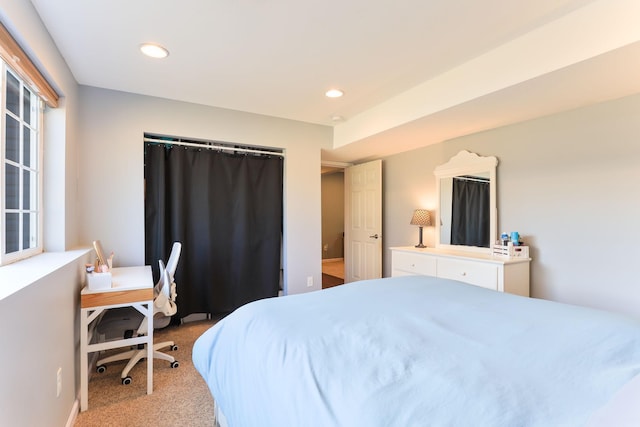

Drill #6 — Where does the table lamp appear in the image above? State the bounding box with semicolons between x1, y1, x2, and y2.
410;209;431;248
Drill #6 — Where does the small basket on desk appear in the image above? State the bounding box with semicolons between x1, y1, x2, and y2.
87;272;112;290
492;244;529;259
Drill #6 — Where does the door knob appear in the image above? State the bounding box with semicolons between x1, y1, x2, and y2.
369;234;379;239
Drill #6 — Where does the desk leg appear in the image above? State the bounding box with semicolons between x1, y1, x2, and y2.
80;308;89;412
146;301;153;394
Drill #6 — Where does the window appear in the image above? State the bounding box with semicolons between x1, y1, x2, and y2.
0;61;43;265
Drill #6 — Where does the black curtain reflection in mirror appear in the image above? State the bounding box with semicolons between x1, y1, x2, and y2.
451;177;490;247
144;142;283;317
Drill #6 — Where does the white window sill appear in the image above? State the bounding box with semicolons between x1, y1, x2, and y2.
0;248;91;301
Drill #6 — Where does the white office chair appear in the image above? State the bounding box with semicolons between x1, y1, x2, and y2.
96;242;182;385
154;242;181;328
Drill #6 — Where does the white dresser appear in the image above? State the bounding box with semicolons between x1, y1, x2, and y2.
390;246;530;297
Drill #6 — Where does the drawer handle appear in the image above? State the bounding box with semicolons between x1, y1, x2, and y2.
410;263;415;267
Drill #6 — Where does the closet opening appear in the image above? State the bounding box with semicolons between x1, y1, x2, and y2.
144;133;284;320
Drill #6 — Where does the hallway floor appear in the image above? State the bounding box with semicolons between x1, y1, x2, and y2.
322;259;345;289
322;259;344;279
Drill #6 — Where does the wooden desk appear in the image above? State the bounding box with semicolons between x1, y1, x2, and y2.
80;266;154;411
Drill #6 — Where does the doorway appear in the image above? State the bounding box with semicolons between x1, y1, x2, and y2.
320;159;383;287
321;166;345;288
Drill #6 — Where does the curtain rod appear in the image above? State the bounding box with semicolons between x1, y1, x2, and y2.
454;175;489;183
144;136;284;157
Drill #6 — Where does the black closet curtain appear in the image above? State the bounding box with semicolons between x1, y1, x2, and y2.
451;178;490;248
144;143;283;317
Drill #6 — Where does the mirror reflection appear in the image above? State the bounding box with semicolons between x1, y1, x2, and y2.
434;150;497;253
439;172;490;247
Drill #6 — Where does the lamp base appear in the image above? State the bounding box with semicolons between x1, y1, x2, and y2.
415;226;426;248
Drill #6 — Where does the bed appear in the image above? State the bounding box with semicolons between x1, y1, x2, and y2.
192;275;640;427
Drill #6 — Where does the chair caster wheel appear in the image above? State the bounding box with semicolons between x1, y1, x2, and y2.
170;361;180;368
96;365;106;374
171;345;178;351
122;376;132;385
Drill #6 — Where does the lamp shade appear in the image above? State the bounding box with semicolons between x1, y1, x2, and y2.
410;209;432;226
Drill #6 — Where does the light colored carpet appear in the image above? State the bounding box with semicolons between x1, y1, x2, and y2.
75;319;217;427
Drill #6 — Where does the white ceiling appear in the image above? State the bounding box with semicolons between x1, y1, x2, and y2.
29;0;640;163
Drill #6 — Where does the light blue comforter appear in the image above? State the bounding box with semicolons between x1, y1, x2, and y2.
192;276;640;427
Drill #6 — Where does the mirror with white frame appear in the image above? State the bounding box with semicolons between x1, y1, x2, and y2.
434;150;498;253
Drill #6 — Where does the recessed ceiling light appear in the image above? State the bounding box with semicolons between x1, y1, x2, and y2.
140;43;169;59
325;89;344;98
331;115;344;122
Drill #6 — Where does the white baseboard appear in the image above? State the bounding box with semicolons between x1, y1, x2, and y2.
65;398;79;427
322;257;344;263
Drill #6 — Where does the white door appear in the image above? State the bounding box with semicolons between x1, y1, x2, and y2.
344;160;382;283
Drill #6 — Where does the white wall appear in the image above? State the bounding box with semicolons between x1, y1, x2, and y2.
76;86;332;296
0;251;92;427
383;93;640;318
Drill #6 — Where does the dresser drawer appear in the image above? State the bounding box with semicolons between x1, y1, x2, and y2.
391;251;437;276
390;247;530;295
437;258;498;290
